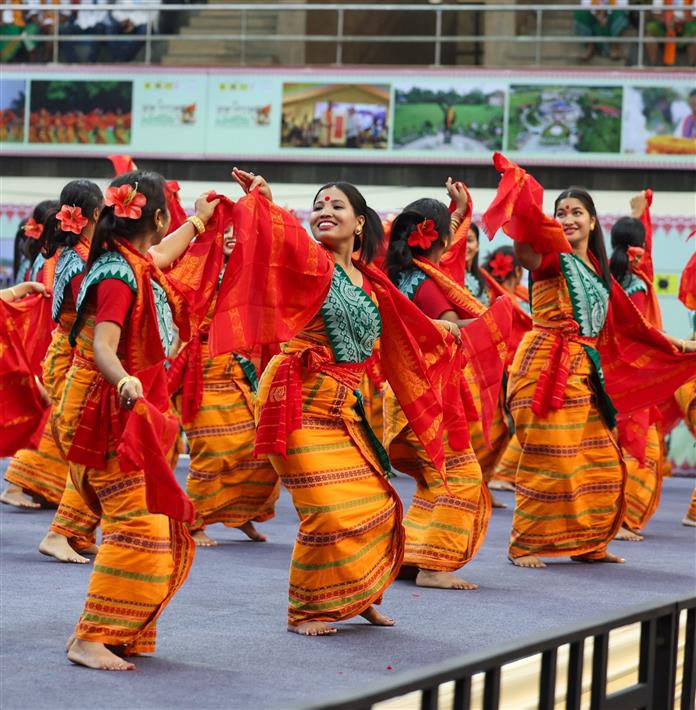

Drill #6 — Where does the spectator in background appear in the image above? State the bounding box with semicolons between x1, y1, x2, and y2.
109;0;159;62
59;0;112;63
645;0;696;66
346;107;361;148
1;4;38;62
574;0;629;61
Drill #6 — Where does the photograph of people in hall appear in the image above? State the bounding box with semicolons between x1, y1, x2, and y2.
0;79;26;144
28;80;133;145
280;83;389;149
392;82;504;151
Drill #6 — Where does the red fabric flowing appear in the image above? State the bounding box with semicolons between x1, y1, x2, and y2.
6;293;54;374
680;250;696;311
0;298;50;455
117;398;194;524
164;193;229;334
630;189;663;329
480;267;532;363
483;153;571;254
599;281;696;416
167;336;204;424
107;154;137;175
358;262;454;476
209;190;334;358
165;180;188;235
439;182;474;284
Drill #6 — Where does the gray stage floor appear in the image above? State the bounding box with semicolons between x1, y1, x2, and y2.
1;463;694;710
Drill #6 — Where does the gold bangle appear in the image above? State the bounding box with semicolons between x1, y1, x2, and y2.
681;339;687;353
186;215;206;235
116;375;135;394
9;286;18;299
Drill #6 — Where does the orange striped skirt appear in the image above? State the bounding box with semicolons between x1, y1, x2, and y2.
623;424;663;532
257;355;404;626
181;348;279;532
4;327;73;504
465;364;509;481
55;364;194;653
383;387;490;572
493;433;522;485
507;333;625;560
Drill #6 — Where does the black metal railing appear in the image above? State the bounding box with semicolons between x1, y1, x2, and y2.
297;595;696;710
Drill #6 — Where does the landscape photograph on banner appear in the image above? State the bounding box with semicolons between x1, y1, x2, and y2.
507;84;623;153
28;80;133;145
0;79;26;144
622;85;696;156
280;83;389;149
393;82;505;152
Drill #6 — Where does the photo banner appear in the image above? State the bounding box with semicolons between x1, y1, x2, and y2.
1;66;694;169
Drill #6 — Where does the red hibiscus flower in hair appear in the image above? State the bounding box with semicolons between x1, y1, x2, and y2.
105;183;147;219
489;252;514;280
627;246;644;268
407;219;439;249
56;204;89;235
24;217;43;240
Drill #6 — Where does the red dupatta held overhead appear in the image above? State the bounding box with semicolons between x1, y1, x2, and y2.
484;153;696;425
439;182;474;284
210;190;462;478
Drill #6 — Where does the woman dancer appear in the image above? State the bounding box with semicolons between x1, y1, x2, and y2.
441;211;509;506
383;191;506;590
57;171;218;670
609;191;664;541
497;179;696;568
210;168;457;635
169;226;280;546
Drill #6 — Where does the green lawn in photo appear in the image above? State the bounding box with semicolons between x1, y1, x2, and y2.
394;102;502;147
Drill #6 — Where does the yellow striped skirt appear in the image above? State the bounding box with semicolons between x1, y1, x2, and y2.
257;354;404;626
383;387;490;572
622;423;663;532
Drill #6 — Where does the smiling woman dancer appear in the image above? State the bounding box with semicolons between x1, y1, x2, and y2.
56;171;219;670
497;176;696;569
210;168;457;636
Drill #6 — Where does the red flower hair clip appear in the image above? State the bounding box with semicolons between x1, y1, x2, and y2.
489;252;514;279
56;204;88;235
627;246;644;267
105;182;147;219
407;219;440;250
23;217;43;240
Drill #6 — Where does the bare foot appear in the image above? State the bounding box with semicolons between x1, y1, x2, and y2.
489;490;507;509
67;638;135;671
416;569;478;590
488;480;515;492
65;632;76;653
192;530;218;547
360;606;395;626
682;516;696;527
287;621;337;636
79;544;99;555
509;554;546;568
38;532;90;564
0;484;40;509
236;521;267;542
571;552;625;564
615;525;643;542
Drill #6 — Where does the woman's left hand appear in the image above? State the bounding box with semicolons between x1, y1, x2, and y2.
436;319;461;342
194;192;220;225
446;177;469;215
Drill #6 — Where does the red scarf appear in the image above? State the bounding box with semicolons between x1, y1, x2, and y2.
0;296;51;456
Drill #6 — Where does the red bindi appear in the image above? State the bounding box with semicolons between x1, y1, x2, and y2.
324;196;331;201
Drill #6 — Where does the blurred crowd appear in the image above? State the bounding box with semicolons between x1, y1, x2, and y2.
574;0;695;66
1;0;160;63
